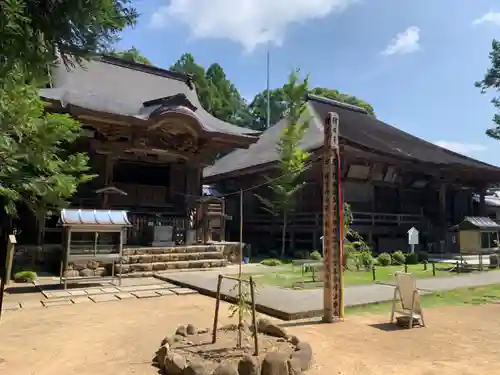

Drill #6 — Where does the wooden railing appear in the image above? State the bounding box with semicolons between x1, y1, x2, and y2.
245;211;423;228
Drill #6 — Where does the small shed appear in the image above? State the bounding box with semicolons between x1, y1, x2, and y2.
58;209;131;289
450;216;500;253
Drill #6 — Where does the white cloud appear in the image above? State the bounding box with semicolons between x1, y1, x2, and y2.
381;26;420;56
433;141;487;156
149;0;358;52
472;11;500;26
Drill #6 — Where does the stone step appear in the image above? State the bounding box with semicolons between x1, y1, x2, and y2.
119;259;228;274
123;245;228;256
122;251;225;264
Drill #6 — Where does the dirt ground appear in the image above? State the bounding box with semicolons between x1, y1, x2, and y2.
0;295;499;375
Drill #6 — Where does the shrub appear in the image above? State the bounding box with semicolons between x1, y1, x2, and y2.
391;250;406;265
404;252;419;265
417;251;429;263
358;251;375;269
377;252;392;266
13;271;37;283
310;250;322;261
293;250;309;259
260;258;282;267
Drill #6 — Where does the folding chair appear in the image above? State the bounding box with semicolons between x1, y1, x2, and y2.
390;272;426;329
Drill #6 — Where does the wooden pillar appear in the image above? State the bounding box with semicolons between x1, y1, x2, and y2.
479;187;487;216
101;154;114;209
438;183;447;252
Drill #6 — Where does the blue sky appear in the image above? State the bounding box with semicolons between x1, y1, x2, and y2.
117;0;500;165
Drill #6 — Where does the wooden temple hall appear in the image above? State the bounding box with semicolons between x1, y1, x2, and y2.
205;95;500;254
17;56;259;253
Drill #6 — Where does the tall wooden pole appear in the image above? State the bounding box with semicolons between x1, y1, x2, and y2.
237;189;244;347
322;112;342;322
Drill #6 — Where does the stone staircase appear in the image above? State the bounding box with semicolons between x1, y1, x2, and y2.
117;243;239;277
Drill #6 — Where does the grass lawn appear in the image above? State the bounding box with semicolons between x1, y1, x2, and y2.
346;283;500;315
236;263;452;289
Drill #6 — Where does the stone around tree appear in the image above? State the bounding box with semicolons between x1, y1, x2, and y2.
183;361;209;375
176;325;188;337
212;363;238;375
261;352;290;375
238;355;260;375
163;351;186;375
186;323;197;335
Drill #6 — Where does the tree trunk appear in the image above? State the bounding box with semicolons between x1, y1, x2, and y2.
281;211;287;258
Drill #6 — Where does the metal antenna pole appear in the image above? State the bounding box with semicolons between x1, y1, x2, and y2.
266;46;271;129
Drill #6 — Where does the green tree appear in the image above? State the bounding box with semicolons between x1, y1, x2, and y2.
171;54;253;127
0;70;94;215
108;47;152;65
248;89;287;130
255;70;311;257
0;0;136;217
476;39;500;139
248;86;375;130
1;0;137;80
309;87;375;116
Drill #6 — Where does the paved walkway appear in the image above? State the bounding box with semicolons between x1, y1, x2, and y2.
157;269;500;320
1;276;197;312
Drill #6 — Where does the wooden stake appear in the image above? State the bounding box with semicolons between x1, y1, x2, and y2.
212;274;223;344
250;276;259;356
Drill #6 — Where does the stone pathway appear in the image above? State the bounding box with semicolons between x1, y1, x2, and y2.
157;269;500;320
1;276;198;312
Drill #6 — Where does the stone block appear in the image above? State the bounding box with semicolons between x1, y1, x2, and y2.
20;300;44;309
156;289;175;296
100;287;120;293
132;290;161;298
115;292;135;300
68;290;87;296
42;299;73;307
71;296;92;304
89;294;119;303
173;288;197;295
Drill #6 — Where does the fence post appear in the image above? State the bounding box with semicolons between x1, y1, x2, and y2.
432;262;436;276
372;266;376;282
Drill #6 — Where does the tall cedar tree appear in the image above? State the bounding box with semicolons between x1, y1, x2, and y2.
476;39;500;139
0;0;136;216
255;70;311;257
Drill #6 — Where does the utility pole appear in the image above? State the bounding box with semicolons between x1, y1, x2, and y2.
322;112;343;322
266;46;271;129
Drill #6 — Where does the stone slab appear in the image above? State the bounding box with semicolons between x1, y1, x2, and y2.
131;290;161;299
118;284;164;292
155;289;176;296
68;290;88;296
71;297;92;304
85;288;105;295
20;300;44;309
89;294;119;303
49;290;72;298
115;292;135;300
100;287;120;294
1;302;20;310
172;288;199;295
42;299;73;307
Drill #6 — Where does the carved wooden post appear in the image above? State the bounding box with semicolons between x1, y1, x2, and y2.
322;112;342;322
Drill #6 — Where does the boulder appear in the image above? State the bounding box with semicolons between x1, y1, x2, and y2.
256;318;287;339
212;363;238;375
237;355;259;375
288;335;300;346
261;352;289;375
290;342;313;371
176;325;188;337
155;344;170;365
186;324;197;335
163;352;186;375
197;328;210;334
183;361;209;375
286;357;303;375
79;269;94;277
86;260;100;270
